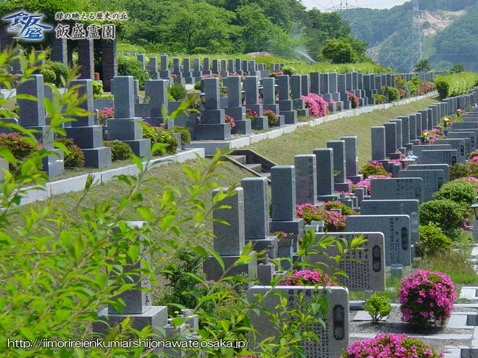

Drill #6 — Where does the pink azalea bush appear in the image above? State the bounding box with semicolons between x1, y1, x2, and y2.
296;203;347;231
98;107;114;124
399;270;456;329
342;333;443;357
301;93;328;117
263;109;280;126
280;269;336;286
225;115;236;128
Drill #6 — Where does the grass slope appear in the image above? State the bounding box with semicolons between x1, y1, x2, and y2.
245;97;438;167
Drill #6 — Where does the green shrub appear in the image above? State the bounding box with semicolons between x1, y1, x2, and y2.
168;83;187;101
172;126;191;144
194;81;201;90
0;132;36;169
419;199;465;236
450;163;478;180
359;161;390;178
143;124;178;155
363;293;392;324
417;224;452;257
117;56;149;89
282;66;296;76
373;94;386;104
54;137;85;167
47;61;69;87
383;86;398;102
103;140;133;161
40;69;56;84
92;80;104;98
433;179;476;207
322;200;357;216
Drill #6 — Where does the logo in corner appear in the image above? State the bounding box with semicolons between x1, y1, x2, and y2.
2;11;53;40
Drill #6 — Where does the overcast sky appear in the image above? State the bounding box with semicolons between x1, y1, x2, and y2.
301;0;411;11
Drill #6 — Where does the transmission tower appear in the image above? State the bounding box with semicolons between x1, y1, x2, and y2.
327;0;358;12
410;0;423;71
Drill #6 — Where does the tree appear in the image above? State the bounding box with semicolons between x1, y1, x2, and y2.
414;58;431;72
449;63;465;73
320;38;358;64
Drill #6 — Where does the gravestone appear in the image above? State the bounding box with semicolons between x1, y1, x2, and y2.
346;215;412;266
302;74;310;97
159;54;170;79
108;76;151;157
290;75;309;116
412;144;452;159
78;39;94;80
390;119;404;151
245;76;267;130
242;177;278;284
309;232;386;291
314;148;337;201
192;58;202;78
51;37;68;65
182;58;194;83
435;138;468;158
203;57;211;75
361;200;419;245
447;131;476;150
370;178;423;203
65;79;112;168
277;75;297;124
147;57;158;79
194;78;231;140
371;126;386;161
397;169;445;202
420;149;460;165
408;114;417;141
310;72;320;94
17;74;64;177
143;79;169;126
341;136;363;183
136;54;145;70
101;39;117;92
203;187;257;281
327;140;351;192
398;116;411;147
384;122;398;156
223;76;251;135
295;154;317;205
408;164;449;183
269;166;304;268
262;77;284;126
248;285;349;358
93;221;169;341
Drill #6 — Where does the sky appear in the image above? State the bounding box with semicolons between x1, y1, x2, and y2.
301;0;411;11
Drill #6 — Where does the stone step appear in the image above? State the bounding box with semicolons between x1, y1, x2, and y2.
228;155;246;164
244;163;262;173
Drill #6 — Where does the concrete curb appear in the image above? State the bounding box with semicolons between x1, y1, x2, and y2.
18;148;205;206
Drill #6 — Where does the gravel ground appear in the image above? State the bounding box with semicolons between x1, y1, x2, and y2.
348;305;477;355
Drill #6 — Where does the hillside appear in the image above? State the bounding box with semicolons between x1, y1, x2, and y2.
341;0;478;72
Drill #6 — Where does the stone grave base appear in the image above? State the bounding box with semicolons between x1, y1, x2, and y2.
83;147;112;168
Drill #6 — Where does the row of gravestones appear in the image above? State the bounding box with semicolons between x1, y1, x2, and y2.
94;69;441;144
90;91;478;357
204;90;478;356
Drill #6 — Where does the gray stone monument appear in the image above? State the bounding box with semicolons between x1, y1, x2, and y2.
17;74;64;177
203;187;257;281
93;221;169;341
248;285;349;358
108;76;151;157
224;76;251;135
295;154;317;205
65;79;112;168
346;215;412;266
